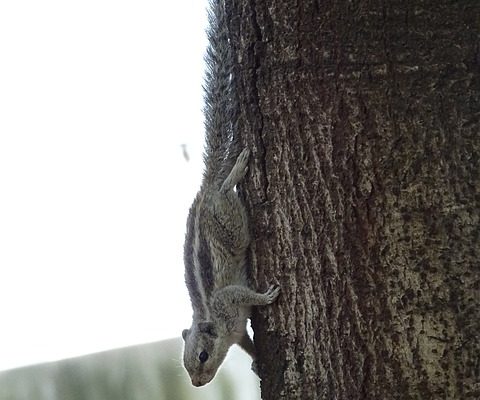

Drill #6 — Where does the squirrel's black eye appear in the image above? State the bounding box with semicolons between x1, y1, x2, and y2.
199;351;209;363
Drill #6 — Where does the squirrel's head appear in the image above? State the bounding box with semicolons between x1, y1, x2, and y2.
182;321;230;386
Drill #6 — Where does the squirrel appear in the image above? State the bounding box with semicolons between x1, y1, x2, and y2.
181;0;280;388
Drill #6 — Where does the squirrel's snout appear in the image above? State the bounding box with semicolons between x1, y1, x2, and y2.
192;378;206;387
191;374;213;387
191;379;201;387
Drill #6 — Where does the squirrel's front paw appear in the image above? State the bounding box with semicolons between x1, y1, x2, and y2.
263;285;280;304
251;360;259;376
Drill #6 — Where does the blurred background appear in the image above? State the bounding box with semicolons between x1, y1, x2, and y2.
0;339;260;399
0;0;259;398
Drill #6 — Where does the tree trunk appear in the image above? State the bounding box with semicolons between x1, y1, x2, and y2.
227;0;480;399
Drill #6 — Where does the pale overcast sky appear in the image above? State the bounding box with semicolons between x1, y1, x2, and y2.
0;0;208;371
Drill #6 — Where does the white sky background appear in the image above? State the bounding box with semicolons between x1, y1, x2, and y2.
0;0;209;371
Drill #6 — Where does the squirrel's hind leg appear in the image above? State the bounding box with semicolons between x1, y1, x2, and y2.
220;148;250;193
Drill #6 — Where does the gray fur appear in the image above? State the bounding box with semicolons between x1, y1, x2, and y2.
183;149;280;387
182;0;280;387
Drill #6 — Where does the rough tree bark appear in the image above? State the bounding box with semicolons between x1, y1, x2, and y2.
226;0;480;399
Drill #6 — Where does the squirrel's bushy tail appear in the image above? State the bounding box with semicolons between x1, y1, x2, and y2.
202;0;239;189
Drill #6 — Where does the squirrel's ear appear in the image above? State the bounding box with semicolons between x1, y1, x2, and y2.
198;321;217;337
182;329;189;341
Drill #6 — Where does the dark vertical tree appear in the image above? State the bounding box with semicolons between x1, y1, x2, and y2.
226;0;480;398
